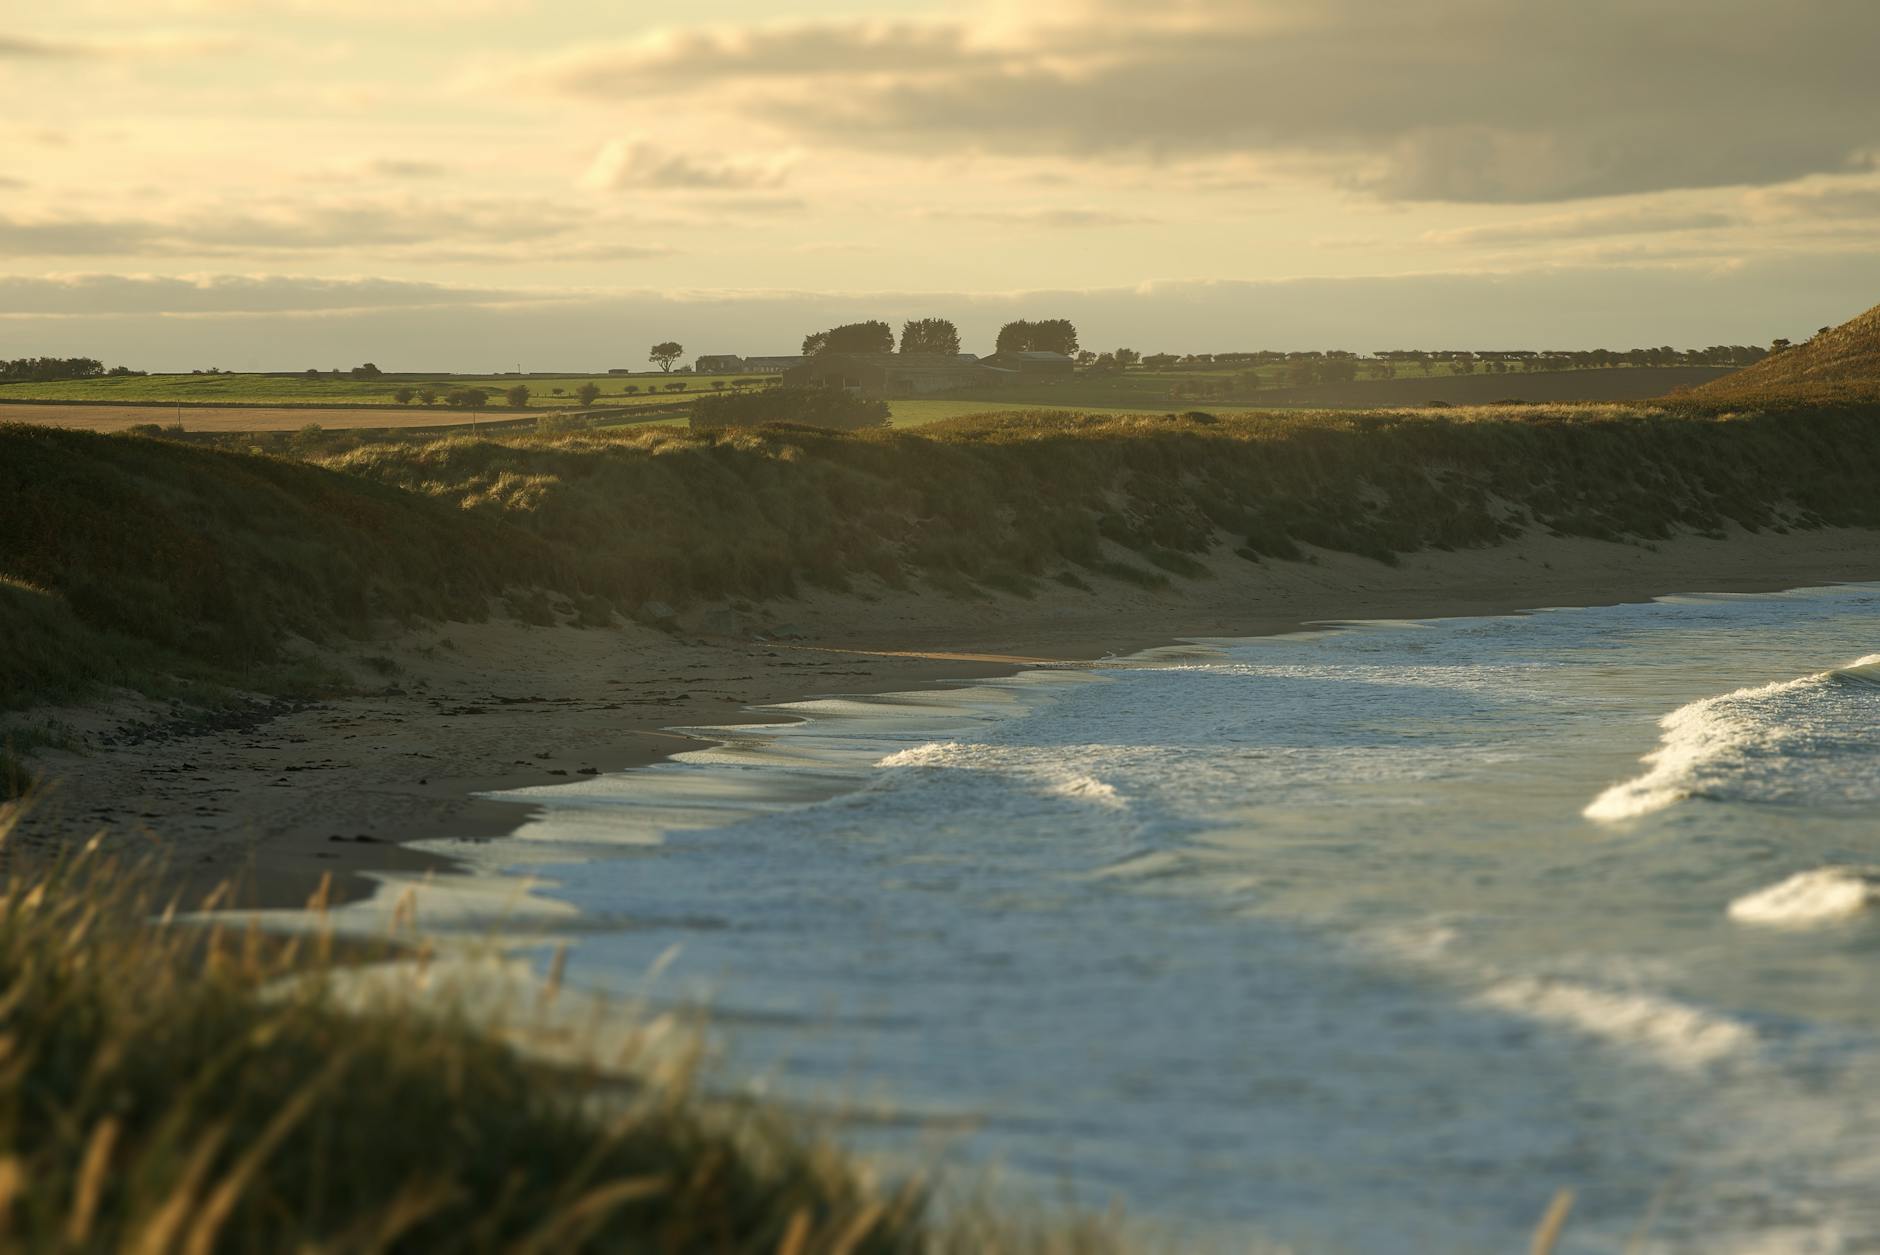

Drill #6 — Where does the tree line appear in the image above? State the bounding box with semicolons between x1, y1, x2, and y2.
794;318;1081;357
0;357;142;383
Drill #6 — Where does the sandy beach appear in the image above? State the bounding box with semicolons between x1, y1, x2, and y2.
15;523;1879;908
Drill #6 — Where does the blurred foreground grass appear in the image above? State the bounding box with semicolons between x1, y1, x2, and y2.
0;806;1123;1253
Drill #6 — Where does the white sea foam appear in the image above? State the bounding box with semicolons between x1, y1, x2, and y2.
1729;867;1880;927
1045;774;1128;809
1584;654;1880;821
1474;976;1757;1072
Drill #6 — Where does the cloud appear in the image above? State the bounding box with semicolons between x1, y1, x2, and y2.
363;159;451;180
17;253;1880;368
0;31;246;60
0;198;590;258
925;207;1157;228
1749;181;1880;223
0;273;538;316
1425;206;1740;248
579;140;789;192
528;1;1880;204
522;20;987;98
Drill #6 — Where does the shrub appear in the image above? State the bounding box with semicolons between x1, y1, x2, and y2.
393;387;415;405
690;387;891;432
505;384;531;408
444;387;489;408
576;382;601;406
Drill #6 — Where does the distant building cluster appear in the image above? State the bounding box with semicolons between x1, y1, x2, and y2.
694;350;1076;397
693;355;810;375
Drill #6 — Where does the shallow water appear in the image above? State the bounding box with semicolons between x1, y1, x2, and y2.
477;583;1880;1252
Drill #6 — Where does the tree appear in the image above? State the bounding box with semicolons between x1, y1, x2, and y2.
393;386;415;405
349;362;382;379
444;387;488;408
1318;357;1357;384
649;341;684;372
576;382;601;406
802;321;894;356
898;318;961;355
1114;348;1140;367
504;384;531;408
417;387;437;406
995;319;1078;356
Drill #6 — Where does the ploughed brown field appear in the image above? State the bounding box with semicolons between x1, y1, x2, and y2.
0;403;521;432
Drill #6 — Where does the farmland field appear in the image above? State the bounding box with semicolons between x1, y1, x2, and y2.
0;370;757;409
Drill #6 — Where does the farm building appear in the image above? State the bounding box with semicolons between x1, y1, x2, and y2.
986;350;1076;375
695;354;745;374
741;356;806;374
784;353;992;397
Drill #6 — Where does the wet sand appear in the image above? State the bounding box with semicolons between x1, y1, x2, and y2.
14;523;1880;909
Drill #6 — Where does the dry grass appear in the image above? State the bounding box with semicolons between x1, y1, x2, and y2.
0;805;1127;1253
9;400;1880;712
1689;300;1880;403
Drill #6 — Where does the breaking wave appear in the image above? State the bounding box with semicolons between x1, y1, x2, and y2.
1584;654;1880;821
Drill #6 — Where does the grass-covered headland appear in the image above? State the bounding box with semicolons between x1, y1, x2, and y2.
7;400;1880;716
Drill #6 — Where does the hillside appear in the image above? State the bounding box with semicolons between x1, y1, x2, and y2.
7;404;1880;710
1695;301;1880;400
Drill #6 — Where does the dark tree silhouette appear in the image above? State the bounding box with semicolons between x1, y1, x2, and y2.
802;321;894;355
995;319;1079;355
898;318;961;355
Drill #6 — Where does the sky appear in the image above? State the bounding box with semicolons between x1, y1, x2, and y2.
6;0;1880;369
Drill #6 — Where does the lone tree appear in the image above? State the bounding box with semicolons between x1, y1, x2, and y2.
995;319;1079;356
898;318;961;355
802;321;894;356
504;384;531;408
576;381;601;406
649;341;684;372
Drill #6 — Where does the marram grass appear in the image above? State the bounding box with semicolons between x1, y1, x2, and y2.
7;400;1880;710
0;809;1124;1253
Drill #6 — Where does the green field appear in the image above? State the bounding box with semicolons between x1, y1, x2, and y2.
884;398;1272;427
0;371;760;410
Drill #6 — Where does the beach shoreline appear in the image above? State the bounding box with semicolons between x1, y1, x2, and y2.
15;522;1879;910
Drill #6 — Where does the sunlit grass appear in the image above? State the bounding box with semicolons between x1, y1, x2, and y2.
0;807;1127;1253
7;399;1880;712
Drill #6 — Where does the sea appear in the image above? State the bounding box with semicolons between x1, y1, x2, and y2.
476;581;1880;1253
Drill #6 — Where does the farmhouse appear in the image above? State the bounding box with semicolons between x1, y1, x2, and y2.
742;356;806;374
783;353;993;397
695;354;745;374
986;350;1076;375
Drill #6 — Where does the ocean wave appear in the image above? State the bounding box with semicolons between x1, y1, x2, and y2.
1584;654;1880;822
1729;867;1880;927
874;741;1130;810
1474;976;1757;1072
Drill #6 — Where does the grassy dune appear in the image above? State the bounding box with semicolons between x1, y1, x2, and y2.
6;402;1880;712
1694;300;1880;403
